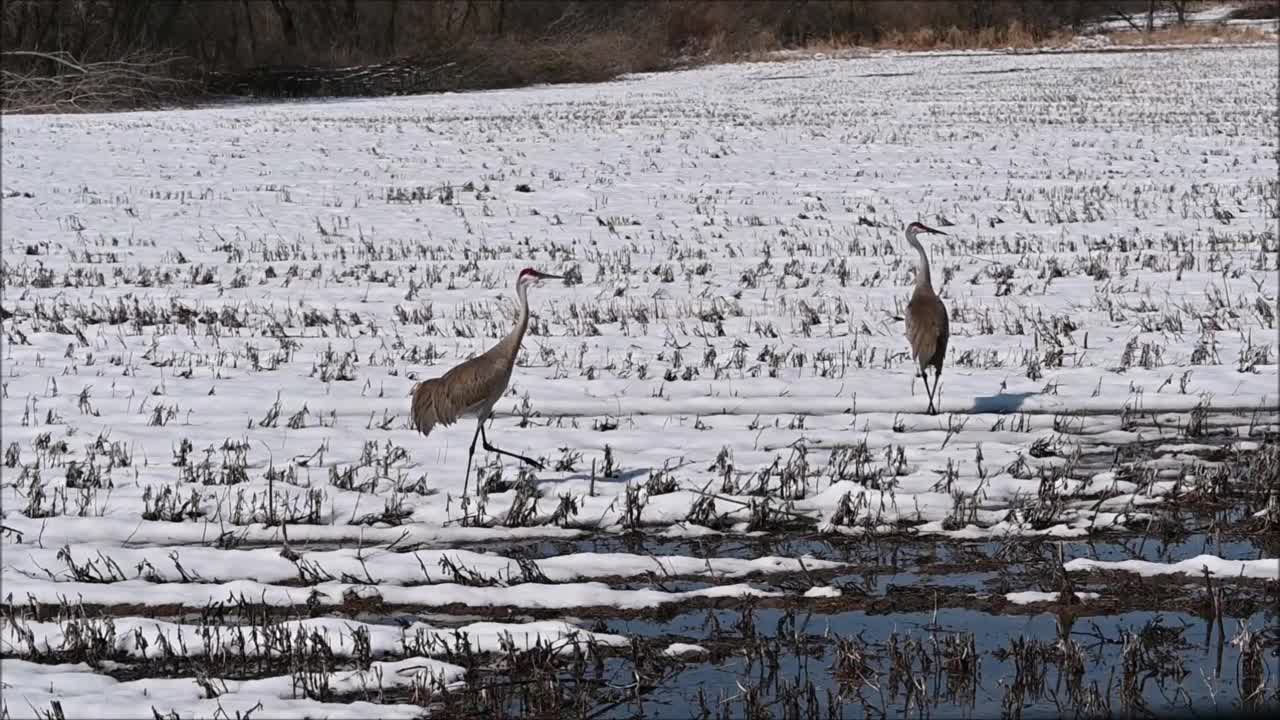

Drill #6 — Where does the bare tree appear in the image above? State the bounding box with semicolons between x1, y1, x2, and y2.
241;1;258;63
1110;4;1145;32
270;0;297;47
385;0;398;54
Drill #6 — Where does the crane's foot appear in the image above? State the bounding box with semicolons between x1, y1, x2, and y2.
483;440;544;471
508;455;543;470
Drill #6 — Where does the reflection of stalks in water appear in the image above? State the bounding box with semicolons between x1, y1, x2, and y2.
1231;621;1267;711
832;632;879;693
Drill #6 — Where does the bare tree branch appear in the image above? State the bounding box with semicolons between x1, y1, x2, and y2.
1;50;194;114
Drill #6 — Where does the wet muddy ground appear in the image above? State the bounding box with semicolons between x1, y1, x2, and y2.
4;418;1278;719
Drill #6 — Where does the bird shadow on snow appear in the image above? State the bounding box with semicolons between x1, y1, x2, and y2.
970;392;1037;414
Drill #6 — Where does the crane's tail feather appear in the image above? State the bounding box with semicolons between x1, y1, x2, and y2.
410;380;438;436
410;377;463;437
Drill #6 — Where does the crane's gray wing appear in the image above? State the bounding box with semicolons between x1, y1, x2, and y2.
933;309;950;373
410;355;508;436
906;294;948;372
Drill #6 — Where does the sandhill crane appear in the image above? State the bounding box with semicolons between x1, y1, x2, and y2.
410;267;562;494
903;221;949;415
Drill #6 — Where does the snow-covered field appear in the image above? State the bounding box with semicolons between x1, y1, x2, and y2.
2;45;1277;717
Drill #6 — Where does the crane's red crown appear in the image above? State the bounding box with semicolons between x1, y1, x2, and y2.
517;267;563;284
908;221;946;235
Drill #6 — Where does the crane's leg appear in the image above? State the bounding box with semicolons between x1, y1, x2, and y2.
480;421;545;470
925;369;943;415
921;370;937;415
932;369;942;415
463;418;483;497
916;368;929;413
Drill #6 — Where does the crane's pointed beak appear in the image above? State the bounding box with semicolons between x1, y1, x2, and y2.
924;224;948;235
536;272;564;280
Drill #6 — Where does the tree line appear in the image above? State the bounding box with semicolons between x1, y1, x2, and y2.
1;1;1264;110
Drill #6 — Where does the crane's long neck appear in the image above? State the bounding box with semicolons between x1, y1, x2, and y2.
503;281;531;359
907;229;933;291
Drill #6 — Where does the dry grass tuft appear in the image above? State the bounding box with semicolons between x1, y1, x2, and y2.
474;30;672;87
870;20;1056;51
1103;24;1276;46
765;20;1275;57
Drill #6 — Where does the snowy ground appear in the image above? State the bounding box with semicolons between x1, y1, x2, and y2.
2;45;1278;717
